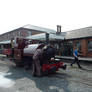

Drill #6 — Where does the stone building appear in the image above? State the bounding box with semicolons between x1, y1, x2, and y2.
0;24;56;42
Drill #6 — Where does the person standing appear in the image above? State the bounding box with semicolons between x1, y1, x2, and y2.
70;47;82;68
32;45;44;77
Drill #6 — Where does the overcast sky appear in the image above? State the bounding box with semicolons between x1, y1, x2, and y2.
0;0;92;34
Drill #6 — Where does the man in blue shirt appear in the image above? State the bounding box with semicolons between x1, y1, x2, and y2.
70;47;82;68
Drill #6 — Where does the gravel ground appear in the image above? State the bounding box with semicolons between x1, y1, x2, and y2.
0;57;92;92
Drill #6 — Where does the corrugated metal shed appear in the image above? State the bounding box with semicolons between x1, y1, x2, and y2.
0;40;11;44
27;33;64;41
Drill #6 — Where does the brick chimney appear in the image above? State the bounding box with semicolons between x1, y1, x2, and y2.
56;25;61;34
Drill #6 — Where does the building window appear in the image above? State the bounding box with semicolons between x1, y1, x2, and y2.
88;41;92;52
28;31;31;36
75;42;81;52
54;43;59;50
19;31;21;36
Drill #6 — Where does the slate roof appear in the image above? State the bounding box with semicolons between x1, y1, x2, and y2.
65;26;92;39
23;24;56;34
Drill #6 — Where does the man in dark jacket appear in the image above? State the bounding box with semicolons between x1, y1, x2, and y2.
42;44;56;65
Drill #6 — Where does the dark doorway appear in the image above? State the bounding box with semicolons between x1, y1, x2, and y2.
61;41;73;56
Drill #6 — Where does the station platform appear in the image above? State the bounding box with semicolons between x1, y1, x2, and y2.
55;56;92;63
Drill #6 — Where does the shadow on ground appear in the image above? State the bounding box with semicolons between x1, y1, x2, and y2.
5;65;71;92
